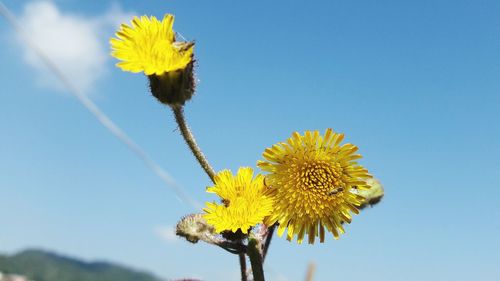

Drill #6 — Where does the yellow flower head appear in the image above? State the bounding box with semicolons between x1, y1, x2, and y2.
257;129;372;244
203;167;274;234
110;14;194;75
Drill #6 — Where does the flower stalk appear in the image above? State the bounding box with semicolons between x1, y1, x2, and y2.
262;224;276;262
171;105;216;182
239;253;248;281
247;237;265;281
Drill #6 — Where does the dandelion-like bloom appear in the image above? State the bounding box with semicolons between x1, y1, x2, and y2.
110;14;193;75
257;129;372;244
203;167;274;234
110;14;195;105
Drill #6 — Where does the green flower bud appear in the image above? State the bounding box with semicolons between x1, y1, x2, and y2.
148;57;195;106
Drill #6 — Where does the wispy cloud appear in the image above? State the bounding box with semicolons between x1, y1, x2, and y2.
17;1;134;94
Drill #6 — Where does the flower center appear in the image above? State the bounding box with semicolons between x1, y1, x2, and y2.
298;161;345;195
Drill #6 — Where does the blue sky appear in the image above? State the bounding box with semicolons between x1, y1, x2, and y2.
1;0;499;280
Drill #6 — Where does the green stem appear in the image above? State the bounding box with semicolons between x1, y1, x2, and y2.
171;105;216;182
248;238;265;281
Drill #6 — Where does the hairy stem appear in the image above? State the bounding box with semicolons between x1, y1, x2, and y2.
171;105;216;182
239;253;248;281
262;224;275;262
248;237;265;281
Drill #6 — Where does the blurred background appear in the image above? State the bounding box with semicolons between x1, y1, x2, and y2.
1;0;499;280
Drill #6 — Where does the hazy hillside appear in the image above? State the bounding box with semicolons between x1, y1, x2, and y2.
0;249;162;281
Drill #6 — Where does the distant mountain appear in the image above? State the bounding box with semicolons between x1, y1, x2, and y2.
0;249;162;281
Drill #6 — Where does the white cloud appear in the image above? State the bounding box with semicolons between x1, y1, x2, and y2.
18;1;134;94
155;226;178;243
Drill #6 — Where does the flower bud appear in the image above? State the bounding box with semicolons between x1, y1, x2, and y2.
176;213;216;244
357;178;384;209
148;43;196;106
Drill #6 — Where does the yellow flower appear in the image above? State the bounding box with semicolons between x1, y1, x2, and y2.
257;129;372;244
110;14;194;75
110;14;195;105
203;168;274;233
